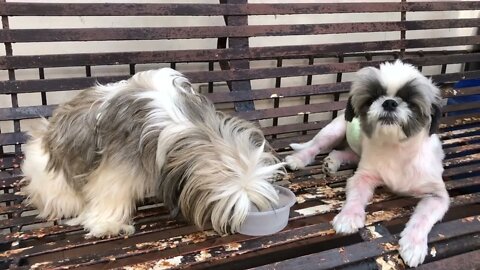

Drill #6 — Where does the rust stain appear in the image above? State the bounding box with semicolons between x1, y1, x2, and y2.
136;256;184;270
194;250;212;262
366;208;407;225
381;242;399;252
430;246;437;257
366;225;383;239
224;242;242;251
375;254;405;270
462;216;475;222
0;246;33;258
31;261;53;269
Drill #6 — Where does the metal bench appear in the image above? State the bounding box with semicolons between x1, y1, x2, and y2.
1;1;479;269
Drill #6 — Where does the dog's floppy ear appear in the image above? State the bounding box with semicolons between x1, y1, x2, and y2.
429;103;442;135
345;96;356;122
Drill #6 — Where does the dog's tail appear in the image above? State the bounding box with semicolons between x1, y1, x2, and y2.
210;142;286;234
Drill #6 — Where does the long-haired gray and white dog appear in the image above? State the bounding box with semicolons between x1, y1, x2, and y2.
21;68;285;237
285;60;449;267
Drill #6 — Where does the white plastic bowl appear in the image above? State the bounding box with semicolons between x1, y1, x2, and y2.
238;185;296;236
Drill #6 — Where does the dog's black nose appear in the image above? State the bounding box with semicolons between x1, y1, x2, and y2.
382;99;398;111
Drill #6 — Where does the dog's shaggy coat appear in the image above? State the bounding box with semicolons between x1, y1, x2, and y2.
22;68;284;237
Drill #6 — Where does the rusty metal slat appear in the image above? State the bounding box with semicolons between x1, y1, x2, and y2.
0;23;402;42
1;55;480;95
414;249;480;270
252;216;480;270
440;112;480;127
234;101;347;121
263;105;479;137
1;2;479;17
0;105;56;121
444;144;480;156
0;193;22;203
445;176;480;190
3;36;480;71
439;126;480;139
407;1;480;11
444;153;480;168
443;101;480;113
444;163;480;178
1;19;478;43
433;70;480;84
0;203;33;215
0;204;170;232
206;82;351;103
262;121;330;136
443;86;480;98
0;205;163;230
0;132;28;146
443;135;480;146
1;107;473;147
6;177;478;264
121;214;480;270
0;3;403;16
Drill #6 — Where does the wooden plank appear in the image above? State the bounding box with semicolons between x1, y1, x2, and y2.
0;105;56;121
235;101;347;121
252;217;480;270
1;19;478;43
0;2;479;17
0;3;402;16
2;36;480;70
414;250;480;270
1;54;480;95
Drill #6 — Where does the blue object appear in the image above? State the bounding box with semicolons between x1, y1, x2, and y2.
446;79;480;116
446;79;480;192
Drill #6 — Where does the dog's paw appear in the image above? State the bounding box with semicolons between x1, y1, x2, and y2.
85;222;135;238
285;155;306;171
332;207;365;234
322;155;342;175
399;229;428;267
65;216;83;226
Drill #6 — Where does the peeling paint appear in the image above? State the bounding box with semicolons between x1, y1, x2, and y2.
375;254;405;270
151;256;183;270
380;242;399;252
31;262;53;269
294;204;333;216
194;250;212;262
430;246;437;257
463;216;475;222
366;226;383;239
0;246;33;258
224;242;242;251
366;209;406;225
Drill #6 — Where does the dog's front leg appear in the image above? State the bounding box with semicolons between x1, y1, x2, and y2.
285;115;347;170
399;184;449;267
332;171;381;234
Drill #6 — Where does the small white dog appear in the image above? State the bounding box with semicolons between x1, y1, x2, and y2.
21;68;285;237
285;60;449;267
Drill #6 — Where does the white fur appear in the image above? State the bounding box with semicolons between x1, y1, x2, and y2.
286;61;448;267
68;162;142;237
21;137;85;220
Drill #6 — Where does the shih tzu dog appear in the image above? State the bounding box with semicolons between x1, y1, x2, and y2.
21;68;285;237
285;60;449;267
